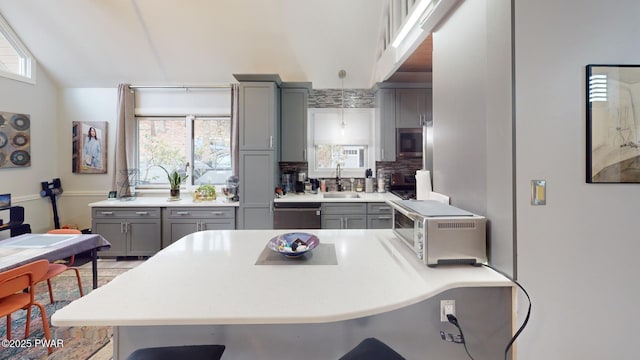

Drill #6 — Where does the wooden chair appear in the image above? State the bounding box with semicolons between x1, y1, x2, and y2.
0;259;53;354
39;229;84;303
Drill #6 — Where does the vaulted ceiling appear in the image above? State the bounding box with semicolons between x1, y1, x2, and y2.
0;0;411;89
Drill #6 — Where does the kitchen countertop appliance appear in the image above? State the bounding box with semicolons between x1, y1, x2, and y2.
389;200;487;266
389;173;416;200
295;172;306;194
273;202;321;229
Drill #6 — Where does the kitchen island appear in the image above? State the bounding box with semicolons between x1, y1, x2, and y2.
52;229;513;360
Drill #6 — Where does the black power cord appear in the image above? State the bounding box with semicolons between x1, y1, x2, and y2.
446;313;475;360
482;263;532;360
441;265;532;360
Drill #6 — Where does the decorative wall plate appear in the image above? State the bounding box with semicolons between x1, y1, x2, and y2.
0;111;30;168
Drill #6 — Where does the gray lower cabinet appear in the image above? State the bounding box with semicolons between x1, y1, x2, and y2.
321;214;367;229
238;151;276;229
321;203;367;229
367;202;393;229
320;202;393;229
92;207;162;257
162;207;236;247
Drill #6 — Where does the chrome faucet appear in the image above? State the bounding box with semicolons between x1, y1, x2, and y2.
336;163;343;192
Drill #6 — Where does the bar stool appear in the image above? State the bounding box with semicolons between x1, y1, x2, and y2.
126;345;226;360
339;338;406;360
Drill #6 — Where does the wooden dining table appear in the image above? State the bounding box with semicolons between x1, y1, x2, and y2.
0;233;111;289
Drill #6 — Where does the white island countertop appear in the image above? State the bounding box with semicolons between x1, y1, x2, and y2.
89;197;239;207
52;229;512;327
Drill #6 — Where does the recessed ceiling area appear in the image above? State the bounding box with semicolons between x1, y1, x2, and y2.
386;34;433;83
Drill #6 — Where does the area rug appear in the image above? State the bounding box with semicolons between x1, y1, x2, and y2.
0;261;137;360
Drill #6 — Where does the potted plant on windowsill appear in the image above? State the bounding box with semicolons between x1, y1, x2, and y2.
160;166;189;200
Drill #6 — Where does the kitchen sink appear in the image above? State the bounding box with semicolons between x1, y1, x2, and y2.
323;193;360;199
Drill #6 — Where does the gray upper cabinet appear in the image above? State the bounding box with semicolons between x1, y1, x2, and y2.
376;86;432;161
280;84;310;162
396;88;429;128
239;82;279;151
377;88;397;161
236;77;281;230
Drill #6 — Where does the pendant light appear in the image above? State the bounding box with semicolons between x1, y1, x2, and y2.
339;70;347;133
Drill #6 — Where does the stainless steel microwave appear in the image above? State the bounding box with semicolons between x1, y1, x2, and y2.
389;200;487;267
397;128;423;158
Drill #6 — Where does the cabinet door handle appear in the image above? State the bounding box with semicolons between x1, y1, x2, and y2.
100;211;114;215
381;148;384;160
269;136;273;148
200;222;206;231
196;222;201;231
176;211;190;215
135;211;148;215
120;222;124;233
303;149;306;161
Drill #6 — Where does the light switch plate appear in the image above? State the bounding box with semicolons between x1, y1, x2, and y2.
531;180;546;205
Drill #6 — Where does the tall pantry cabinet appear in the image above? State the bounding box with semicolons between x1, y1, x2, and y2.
235;77;281;229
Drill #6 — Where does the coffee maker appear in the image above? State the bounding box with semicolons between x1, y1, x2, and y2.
281;171;295;194
295;172;306;194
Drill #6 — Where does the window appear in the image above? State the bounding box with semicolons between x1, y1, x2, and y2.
133;87;232;189
308;108;376;178
0;14;34;83
316;145;367;169
136;115;232;187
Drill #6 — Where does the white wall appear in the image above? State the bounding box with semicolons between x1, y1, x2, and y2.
515;0;640;358
56;88;118;230
0;66;60;238
432;0;514;275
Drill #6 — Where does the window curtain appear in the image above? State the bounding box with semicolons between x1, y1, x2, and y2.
230;83;239;177
112;83;136;197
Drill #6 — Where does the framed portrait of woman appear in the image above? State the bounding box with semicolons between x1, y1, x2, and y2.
72;121;107;174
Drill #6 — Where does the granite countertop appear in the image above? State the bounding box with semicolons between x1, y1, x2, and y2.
51;229;512;327
274;191;401;203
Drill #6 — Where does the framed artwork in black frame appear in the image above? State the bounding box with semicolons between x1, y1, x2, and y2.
586;64;640;183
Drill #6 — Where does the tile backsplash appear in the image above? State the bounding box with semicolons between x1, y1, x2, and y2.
309;89;375;108
278;158;425;192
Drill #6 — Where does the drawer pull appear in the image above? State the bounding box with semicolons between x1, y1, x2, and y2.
378;207;391;211
135;211;149;215
210;211;224;215
377;216;391;219
100;211;114;215
176;211;190;215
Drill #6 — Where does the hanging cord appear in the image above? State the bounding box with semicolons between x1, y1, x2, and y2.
482;264;532;360
446;314;475;360
443;265;531;360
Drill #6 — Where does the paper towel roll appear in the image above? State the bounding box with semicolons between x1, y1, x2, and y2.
415;170;432;200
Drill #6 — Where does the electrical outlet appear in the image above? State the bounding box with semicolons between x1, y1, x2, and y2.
440;300;455;322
